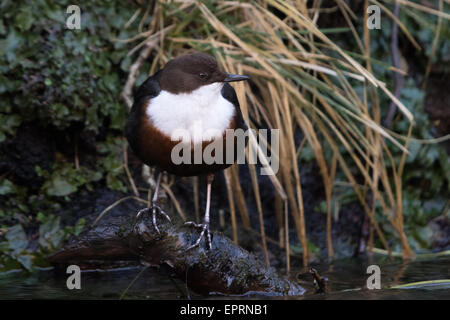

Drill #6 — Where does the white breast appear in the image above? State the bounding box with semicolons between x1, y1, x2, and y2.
146;83;235;144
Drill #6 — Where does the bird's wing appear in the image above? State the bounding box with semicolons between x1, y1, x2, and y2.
126;72;162;154
133;71;162;105
221;82;248;131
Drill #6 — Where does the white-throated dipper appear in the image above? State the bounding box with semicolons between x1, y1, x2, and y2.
125;52;249;250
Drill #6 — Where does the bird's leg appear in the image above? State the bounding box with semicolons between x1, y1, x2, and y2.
136;172;171;233
185;174;214;250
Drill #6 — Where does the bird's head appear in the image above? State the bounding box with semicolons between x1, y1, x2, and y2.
158;52;249;94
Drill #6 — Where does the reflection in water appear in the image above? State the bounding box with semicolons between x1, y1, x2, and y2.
0;256;449;299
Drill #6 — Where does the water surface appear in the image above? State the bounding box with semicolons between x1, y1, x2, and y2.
1;256;449;299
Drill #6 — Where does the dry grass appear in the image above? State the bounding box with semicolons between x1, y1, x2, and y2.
119;0;449;268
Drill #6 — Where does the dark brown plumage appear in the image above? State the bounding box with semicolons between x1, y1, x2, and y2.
125;52;249;249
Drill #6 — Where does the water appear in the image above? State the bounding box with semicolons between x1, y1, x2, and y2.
0;256;449;299
298;255;450;299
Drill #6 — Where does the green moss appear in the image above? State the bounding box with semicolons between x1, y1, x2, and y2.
0;0;140;271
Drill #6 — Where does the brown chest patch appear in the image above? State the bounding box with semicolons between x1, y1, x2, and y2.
137;103;240;177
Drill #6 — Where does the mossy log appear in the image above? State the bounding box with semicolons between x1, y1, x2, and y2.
48;209;304;296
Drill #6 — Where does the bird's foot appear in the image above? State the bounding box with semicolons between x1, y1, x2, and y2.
183;221;212;251
136;204;171;234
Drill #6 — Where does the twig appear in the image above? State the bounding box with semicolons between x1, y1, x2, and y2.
121;36;161;109
223;169;238;244
422;0;443;90
384;2;404;128
120;266;149;300
124;8;142;29
192;176;200;224
123;143;139;197
160;183;186;221
92;196;148;227
284;199;290;274
74;134;79;170
127;25;174;57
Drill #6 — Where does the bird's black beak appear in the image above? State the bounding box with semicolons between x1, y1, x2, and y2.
223;73;250;82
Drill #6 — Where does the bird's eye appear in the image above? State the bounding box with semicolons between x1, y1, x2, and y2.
199;73;207;79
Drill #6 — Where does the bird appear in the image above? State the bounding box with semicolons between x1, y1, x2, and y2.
125;52;249;250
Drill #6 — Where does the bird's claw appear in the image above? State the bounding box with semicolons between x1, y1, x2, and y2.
184;221;212;251
136;204;171;234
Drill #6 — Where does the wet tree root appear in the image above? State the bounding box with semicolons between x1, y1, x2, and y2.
48;210;304;296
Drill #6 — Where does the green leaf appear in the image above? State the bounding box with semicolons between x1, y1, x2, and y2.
15;7;33;31
45;176;77;197
0;19;6;35
0;256;22;273
17;254;33;271
5;224;28;253
0;179;16;195
74;218;86;236
39;216;64;251
0;30;22;61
